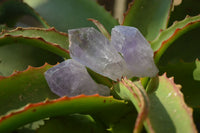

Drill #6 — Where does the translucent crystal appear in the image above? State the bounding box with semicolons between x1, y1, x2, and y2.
44;59;110;97
111;26;158;77
69;27;130;81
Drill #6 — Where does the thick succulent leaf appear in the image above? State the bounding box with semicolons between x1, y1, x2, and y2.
146;73;197;133
152;15;200;51
37;115;107;133
113;78;150;133
169;0;200;26
0;27;69;49
0;42;63;76
0;95;130;133
159;60;200;107
0;0;49;28
152;15;200;64
123;0;173;41
158;26;200;65
0;63;58;116
0;31;69;76
159;27;200;66
24;0;118;32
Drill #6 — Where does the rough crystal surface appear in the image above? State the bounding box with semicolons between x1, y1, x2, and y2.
111;26;158;77
69;27;130;80
45;59;110;97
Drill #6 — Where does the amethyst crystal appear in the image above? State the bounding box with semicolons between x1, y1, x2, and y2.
44;59;110;97
111;26;158;77
69;27;130;80
45;26;159;97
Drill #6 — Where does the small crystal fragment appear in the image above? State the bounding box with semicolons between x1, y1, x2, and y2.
45;59;110;97
111;26;158;77
68;27;130;80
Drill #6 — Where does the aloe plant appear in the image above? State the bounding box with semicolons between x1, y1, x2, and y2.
0;0;200;132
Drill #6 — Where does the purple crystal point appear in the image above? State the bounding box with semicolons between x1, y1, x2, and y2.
111;26;158;77
45;59;110;97
68;27;129;81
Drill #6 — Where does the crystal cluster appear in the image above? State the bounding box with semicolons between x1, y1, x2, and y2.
69;26;158;80
45;26;158;97
45;59;110;97
111;26;158;77
69;27;129;80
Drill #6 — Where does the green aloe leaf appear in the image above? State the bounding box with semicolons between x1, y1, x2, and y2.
0;0;49;28
24;0;118;32
0;63;58;116
0;27;69;49
159;60;200;107
0;95;130;133
113;78;150;133
151;15;200;64
123;0;172;41
0;27;70;76
146;73;197;133
158;26;200;66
